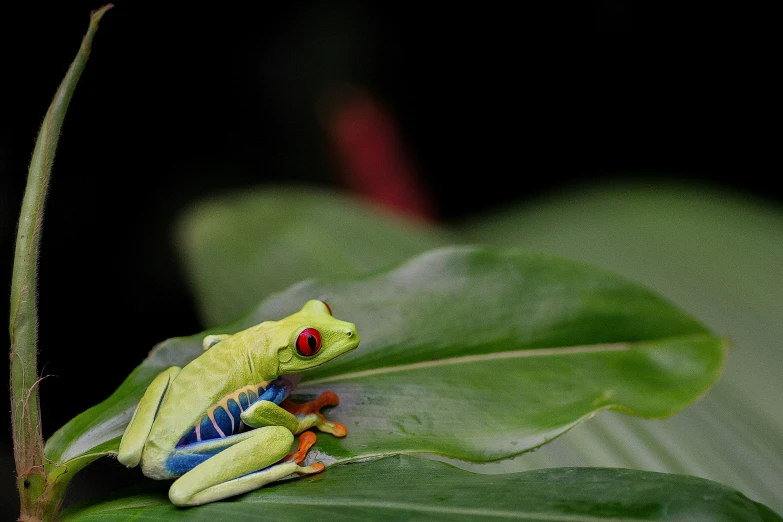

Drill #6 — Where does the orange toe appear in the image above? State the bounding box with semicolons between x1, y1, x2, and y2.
284;431;318;465
330;421;348;438
309;462;325;473
320;391;340;407
282;391;341;416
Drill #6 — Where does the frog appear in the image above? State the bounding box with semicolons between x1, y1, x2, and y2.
117;299;359;506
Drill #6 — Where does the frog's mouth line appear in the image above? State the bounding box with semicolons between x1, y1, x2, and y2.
287;352;352;395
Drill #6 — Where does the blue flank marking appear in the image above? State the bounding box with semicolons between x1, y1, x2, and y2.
213;406;232;436
175;378;293;450
199;416;219;440
258;381;289;404
227;398;242;429
238;392;249;410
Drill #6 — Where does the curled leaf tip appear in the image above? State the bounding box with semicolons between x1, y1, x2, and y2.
91;4;114;23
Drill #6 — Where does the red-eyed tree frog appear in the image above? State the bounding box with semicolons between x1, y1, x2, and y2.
117;299;359;506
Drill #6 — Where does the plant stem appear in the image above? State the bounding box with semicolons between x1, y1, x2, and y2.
9;5;112;521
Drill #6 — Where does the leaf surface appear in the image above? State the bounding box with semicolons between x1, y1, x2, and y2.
458;181;783;514
60;456;782;521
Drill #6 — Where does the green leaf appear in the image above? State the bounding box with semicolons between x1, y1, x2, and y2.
45;246;723;473
60;456;781;521
456;181;783;515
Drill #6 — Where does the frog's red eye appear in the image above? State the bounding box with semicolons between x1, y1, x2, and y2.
296;328;322;356
321;301;332;316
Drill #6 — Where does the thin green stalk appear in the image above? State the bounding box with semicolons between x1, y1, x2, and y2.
9;6;112;521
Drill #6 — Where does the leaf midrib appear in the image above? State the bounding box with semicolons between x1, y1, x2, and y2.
302;341;636;385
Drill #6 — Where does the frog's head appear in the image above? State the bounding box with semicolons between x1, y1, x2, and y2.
276;299;359;374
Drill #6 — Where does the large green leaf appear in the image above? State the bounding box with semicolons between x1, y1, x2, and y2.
45;247;722;474
60;456;781;521
457;181;783;514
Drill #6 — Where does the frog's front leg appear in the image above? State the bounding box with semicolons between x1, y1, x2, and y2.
281;391;347;436
168;426;321;506
241;393;347;437
118;366;181;467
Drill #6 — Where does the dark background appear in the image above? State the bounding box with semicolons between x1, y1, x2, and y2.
0;1;778;516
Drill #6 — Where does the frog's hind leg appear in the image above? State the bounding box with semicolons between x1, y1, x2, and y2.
168;426;322;507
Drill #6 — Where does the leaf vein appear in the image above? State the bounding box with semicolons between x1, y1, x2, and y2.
303;342;632;385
